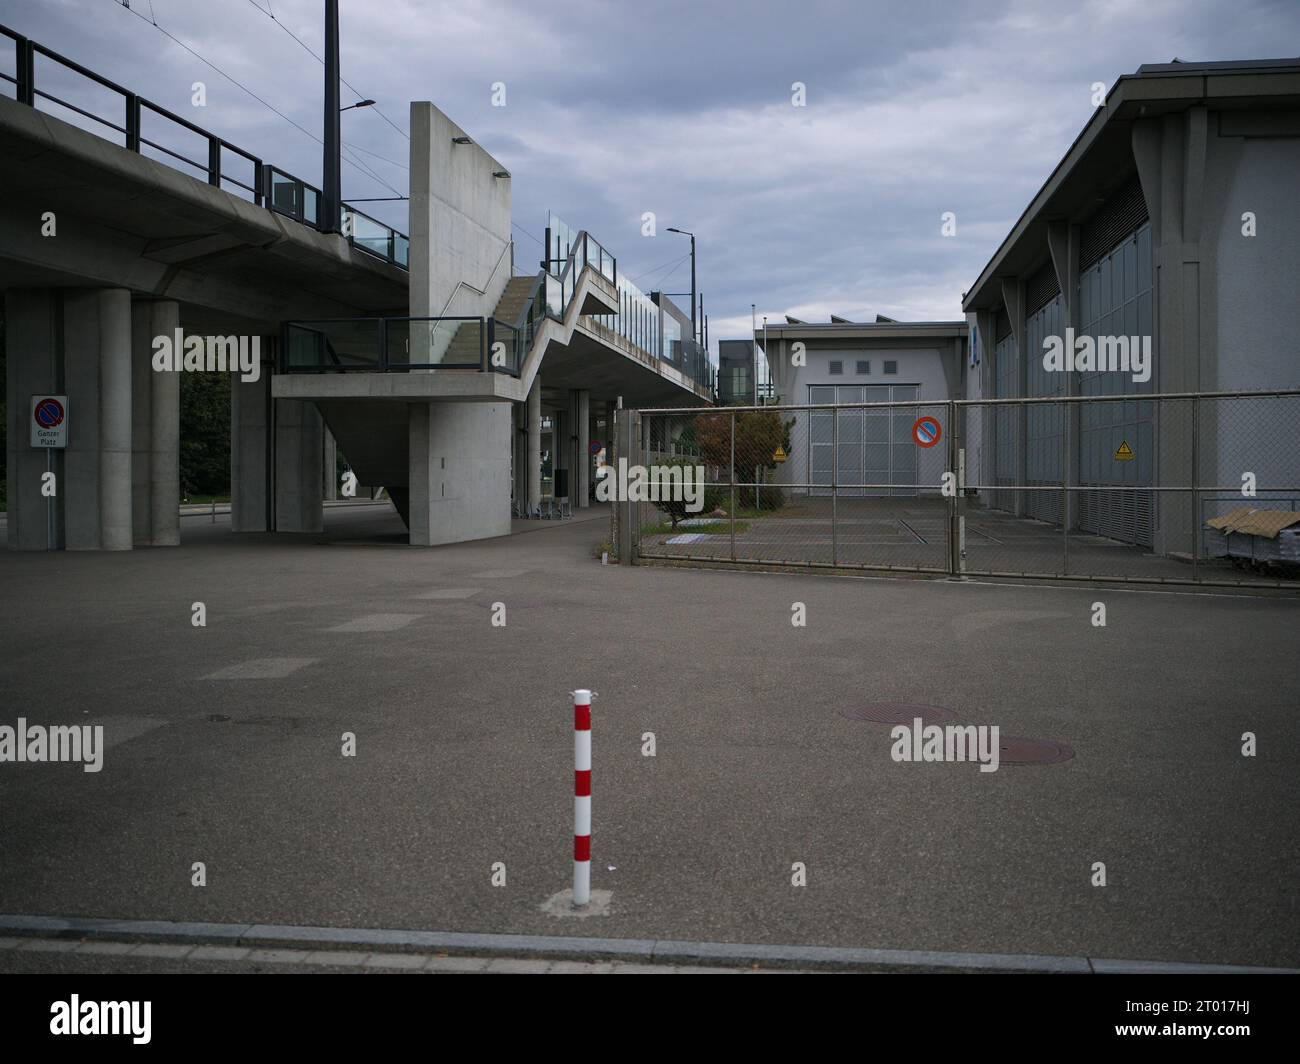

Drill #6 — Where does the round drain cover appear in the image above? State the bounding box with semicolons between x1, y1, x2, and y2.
840;703;958;725
997;736;1075;765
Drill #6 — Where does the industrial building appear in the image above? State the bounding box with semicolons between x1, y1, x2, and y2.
753;317;968;497
961;57;1300;555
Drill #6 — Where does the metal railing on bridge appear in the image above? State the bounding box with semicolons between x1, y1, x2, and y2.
0;24;409;269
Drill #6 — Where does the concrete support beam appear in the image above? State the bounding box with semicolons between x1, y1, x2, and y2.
230;341;273;532
527;378;541;512
512;399;527;511
274;399;324;533
131;300;180;546
1000;278;1028;517
62;291;102;550
97;290;132;551
1135;112;1207;556
553;403;568;508
1047;223;1081;530
323;428;337;501
408;400;512;545
576;389;590;508
5;289;62;551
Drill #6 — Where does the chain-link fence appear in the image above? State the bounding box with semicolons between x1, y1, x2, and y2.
621;391;1300;588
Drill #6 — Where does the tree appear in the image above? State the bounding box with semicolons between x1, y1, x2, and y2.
179;371;230;498
692;408;793;509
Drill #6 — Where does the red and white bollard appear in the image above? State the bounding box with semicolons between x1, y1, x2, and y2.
573;689;592;907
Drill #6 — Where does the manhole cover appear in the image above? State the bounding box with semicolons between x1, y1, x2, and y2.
997;736;1075;765
840;703;958;725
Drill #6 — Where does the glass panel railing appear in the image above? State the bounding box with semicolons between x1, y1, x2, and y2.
490;320;522;376
284;320;383;371
390;317;483;368
269;169;299;217
303;186;319;226
545;272;563;317
342;205;409;268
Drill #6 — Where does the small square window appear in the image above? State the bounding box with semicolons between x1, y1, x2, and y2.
883;360;898;374
856;360;870;375
828;360;843;375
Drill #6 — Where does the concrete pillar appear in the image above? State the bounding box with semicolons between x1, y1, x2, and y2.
97;290;132;551
4;289;62;551
231;350;272;532
131;300;180;547
554;402;569;507
527;377;541;511
409;400;512;545
62;291;101;550
323;427;338;501
275;399;324;533
576;389;590;508
512;399;527;510
1000;278;1028;517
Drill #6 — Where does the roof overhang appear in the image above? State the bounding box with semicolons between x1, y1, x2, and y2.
961;60;1300;313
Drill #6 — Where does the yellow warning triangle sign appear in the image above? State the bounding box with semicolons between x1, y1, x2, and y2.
1114;441;1134;461
773;446;788;463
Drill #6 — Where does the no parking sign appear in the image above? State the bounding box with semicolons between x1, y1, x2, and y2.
912;415;941;449
31;395;68;448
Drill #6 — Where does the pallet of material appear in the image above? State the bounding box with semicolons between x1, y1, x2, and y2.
1203;506;1300;564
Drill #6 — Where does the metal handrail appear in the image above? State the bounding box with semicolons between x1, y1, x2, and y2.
436;239;515;319
0;23;407;266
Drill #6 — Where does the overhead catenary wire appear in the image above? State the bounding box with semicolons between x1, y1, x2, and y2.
112;0;403;197
239;0;410;142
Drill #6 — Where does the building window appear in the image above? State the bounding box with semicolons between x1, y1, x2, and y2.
883;360;898;374
829;360;843;375
856;360;870;375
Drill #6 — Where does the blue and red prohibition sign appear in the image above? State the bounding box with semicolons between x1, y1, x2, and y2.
34;397;65;429
912;416;942;448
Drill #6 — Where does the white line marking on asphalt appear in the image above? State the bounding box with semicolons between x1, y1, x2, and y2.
202;658;318;680
326;614;422;632
414;588;482;599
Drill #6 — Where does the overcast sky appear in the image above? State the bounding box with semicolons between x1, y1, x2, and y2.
6;0;1299;349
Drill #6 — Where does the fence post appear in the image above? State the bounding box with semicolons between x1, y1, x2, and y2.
730;410;737;562
207;138;221;189
948;400;960;576
616;410;637;564
16;36;35;106
831;401;839;567
1061;400;1070;576
124;94;141;153
1191;396;1200;583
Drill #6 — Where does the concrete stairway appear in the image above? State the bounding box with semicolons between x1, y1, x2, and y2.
494;275;538;325
436;275;539;366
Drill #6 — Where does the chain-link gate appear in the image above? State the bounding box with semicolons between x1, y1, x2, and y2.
617;390;1300;589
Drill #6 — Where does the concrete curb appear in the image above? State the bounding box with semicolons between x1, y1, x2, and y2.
1;914;1294;974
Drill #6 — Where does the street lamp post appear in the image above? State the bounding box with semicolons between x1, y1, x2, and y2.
323;0;341;234
666;227;696;347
